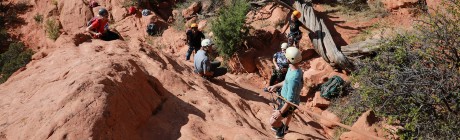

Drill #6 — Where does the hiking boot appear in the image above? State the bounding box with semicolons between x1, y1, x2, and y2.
275;124;287;139
271;127;278;132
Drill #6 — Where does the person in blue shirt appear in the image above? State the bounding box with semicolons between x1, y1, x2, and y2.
270;43;289;86
267;47;304;139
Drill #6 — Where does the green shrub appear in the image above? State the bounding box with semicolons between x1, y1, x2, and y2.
331;1;460;138
122;0;137;8
418;0;460;68
33;14;43;23
331;33;460;139
45;18;60;40
210;0;249;59
172;13;186;31
0;42;33;83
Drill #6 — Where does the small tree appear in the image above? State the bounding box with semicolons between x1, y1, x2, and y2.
0;42;33;83
211;0;249;60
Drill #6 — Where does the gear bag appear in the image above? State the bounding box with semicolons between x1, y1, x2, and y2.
320;75;344;99
146;23;156;36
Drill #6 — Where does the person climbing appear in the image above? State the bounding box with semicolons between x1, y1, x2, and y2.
186;23;205;61
266;47;303;139
281;10;315;48
86;8;120;41
194;39;227;79
269;42;289;86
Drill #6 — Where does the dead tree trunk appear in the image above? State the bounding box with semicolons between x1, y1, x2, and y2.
292;1;353;69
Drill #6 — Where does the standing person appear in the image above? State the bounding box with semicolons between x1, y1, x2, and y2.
86;8;120;41
185;23;205;61
281;10;315;48
269;42;289;86
194;39;227;79
266;47;303;139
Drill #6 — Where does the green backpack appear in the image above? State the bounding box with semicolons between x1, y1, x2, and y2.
320;75;344;99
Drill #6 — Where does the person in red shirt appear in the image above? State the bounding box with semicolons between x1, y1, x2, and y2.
86;8;120;41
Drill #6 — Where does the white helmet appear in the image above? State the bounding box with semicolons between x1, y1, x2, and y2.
201;39;213;47
281;43;288;49
285;47;302;64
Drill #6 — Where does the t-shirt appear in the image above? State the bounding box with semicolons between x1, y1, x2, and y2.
90;18;108;34
289;19;302;35
186;30;205;47
194;50;210;74
280;68;303;105
273;52;288;68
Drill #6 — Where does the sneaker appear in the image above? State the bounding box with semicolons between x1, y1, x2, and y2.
275;124;287;139
271;127;278;132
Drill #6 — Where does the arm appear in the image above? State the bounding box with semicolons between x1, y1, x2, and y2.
281;23;289;34
273;57;279;70
203;58;214;77
267;81;284;92
86;25;99;35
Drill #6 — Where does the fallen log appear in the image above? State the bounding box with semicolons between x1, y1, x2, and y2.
293;1;354;69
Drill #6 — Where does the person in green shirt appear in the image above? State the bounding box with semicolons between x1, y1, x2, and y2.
266;47;304;139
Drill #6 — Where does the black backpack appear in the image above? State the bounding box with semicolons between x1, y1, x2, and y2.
147;23;156;36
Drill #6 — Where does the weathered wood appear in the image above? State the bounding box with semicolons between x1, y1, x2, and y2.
342;39;381;57
293;1;353;69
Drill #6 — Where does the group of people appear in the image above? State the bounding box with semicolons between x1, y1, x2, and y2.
266;10;315;139
87;5;312;139
187;9;313;139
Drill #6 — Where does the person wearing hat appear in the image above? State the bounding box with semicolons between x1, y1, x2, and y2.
281;10;316;48
269;42;289;86
185;23;205;61
266;47;303;139
86;8;120;41
194;39;227;79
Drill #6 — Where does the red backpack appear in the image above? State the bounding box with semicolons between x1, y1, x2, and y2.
128;6;136;15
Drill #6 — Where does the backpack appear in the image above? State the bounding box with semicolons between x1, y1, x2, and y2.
142;9;150;16
128;6;136;15
146;23;156;36
320;75;344;100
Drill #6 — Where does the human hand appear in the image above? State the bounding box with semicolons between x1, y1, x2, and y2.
267;86;277;92
95;33;102;38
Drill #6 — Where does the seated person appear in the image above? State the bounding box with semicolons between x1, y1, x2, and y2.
194;39;227;79
86;8;120;41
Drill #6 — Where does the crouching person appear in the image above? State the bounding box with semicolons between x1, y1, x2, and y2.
86;8;120;41
266;47;303;139
194;39;227;79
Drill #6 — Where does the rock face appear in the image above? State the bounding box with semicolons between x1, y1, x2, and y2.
0;0;366;139
182;2;202;19
321;110;341;128
303;58;349;93
340;110;384;140
370;0;420;11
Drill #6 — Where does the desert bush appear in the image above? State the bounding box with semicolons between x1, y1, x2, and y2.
210;0;249;59
0;42;33;83
331;35;460;139
418;0;460;68
45;18;60;40
122;0;137;8
33;13;43;23
330;1;460;139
